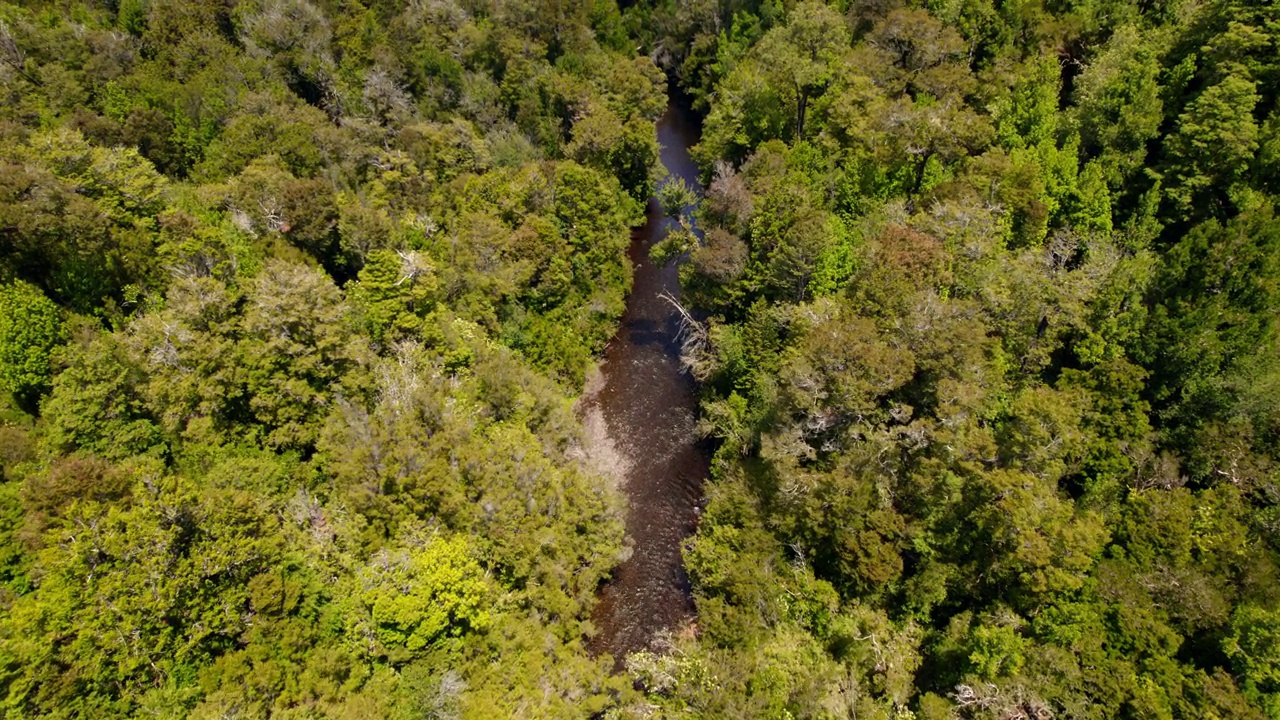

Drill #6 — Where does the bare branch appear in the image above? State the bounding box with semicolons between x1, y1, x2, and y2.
0;20;40;85
658;290;711;379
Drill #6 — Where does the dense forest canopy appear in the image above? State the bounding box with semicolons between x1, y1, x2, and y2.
627;0;1280;718
0;0;661;716
0;0;1279;718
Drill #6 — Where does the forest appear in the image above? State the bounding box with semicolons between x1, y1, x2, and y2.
0;0;1278;718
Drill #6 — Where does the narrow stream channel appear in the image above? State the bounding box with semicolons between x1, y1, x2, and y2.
583;96;710;665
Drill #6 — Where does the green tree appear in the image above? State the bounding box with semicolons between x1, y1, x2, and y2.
567;105;660;201
1073;25;1165;187
2;482;280;718
755;1;849;139
0;280;63;406
39;334;163;459
347;248;438;346
695;1;848;162
1140;207;1280;466
1226;604;1280;714
968;622;1027;680
350;532;492;663
240;260;369;450
1163;72;1261;218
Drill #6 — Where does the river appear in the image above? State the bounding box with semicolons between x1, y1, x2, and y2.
581;96;710;665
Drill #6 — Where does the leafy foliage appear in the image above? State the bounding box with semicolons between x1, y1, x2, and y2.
614;0;1280;718
4;0;1280;717
0;0;654;717
0;281;62;405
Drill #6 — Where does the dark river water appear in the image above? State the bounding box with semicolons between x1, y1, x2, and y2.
583;97;710;665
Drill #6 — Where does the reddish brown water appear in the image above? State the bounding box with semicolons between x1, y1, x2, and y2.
584;97;709;665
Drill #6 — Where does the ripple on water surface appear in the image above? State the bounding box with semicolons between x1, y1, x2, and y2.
582;96;711;667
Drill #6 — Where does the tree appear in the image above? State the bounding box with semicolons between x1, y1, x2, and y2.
567;105;660;201
970;467;1108;602
865;8;973;100
350;532;492;663
694;2;848;163
0;130;166;313
1073;25;1165;188
1163;72;1261;219
0;280;63;406
238;0;335;106
240;260;369;450
1139;207;1280;466
347;248;438;346
1225;604;1280;714
752;1;849;139
2;481;281;718
39;334;163;460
